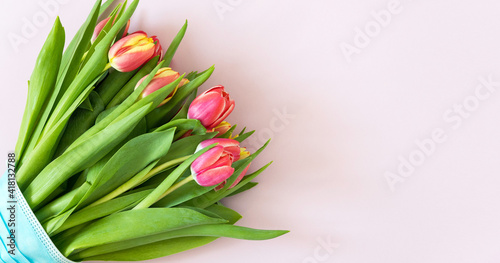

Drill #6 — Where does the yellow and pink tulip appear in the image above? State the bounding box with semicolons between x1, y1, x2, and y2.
212;121;232;137
135;67;188;106
108;31;161;72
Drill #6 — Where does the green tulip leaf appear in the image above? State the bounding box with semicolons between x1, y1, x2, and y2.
106;56;160;109
219;124;237;138
79;5;121;70
133;143;216;210
80;236;219;261
235;130;255;143
158;132;216;163
153;119;206;136
95;68;139;106
53;189;153;235
99;0;115;16
37;115;147;222
60;208;227;256
53;91;105;158
76;224;287;261
67;60;165;149
52;223;90;249
16;73;103;190
154;179;214;208
146;65;214;129
169;89;198;123
70;204;242;260
23;103;151;209
185;71;198;81
21;0;102;165
36;188;80;223
222;140;270;192
163;20;187;66
184;155;272;209
15;17;65;163
226;181;258;197
204;204;242;224
41;0;139;139
86;161;158;208
80;128;177;208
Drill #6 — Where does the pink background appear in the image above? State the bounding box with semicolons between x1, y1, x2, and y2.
2;0;500;262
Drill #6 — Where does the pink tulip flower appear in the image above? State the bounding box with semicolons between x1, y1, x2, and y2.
215;147;251;191
191;146;235;187
191;139;241;187
187;86;235;130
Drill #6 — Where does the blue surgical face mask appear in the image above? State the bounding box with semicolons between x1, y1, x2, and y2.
0;171;77;263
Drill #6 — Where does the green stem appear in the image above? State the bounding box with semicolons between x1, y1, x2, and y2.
147;155;190;177
158;176;193;201
133;176;193;210
35;188;80;223
86;156;190;208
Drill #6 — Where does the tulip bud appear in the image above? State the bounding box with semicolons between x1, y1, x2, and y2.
92;18;130;43
198;138;240;160
108;31;160;72
178;78;190;88
212;121;231;137
215;147;251;191
191;146;235;187
192;139;241;187
188;86;235;130
135;68;187;106
92;18;110;43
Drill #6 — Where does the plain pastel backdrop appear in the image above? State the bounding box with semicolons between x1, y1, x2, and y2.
2;0;500;262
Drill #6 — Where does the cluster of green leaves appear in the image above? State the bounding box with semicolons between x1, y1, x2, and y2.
14;0;287;261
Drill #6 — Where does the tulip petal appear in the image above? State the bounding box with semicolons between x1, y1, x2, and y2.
194;166;235;187
209;100;234;129
214;181;227;191
110;48;155;72
205;85;225;94
152;36;163;60
239;147;251;160
141;70;180;98
124;41;155;55
188;93;226;127
191;146;224;172
224;146;241;160
199;139;240;160
200;138;239;149
92;18;110;43
188;85;235;130
155;68;176;77
206;154;233;170
213;121;231;136
229;163;251;188
108;31;148;58
122;19;130;38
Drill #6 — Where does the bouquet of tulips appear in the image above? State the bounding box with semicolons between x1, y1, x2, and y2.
4;0;287;261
